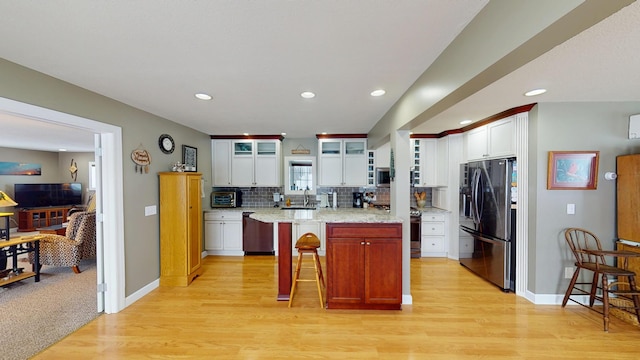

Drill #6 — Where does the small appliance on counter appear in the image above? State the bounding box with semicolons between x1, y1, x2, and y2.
352;192;363;208
319;193;329;208
211;190;242;208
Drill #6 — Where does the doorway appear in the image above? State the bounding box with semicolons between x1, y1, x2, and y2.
0;96;126;313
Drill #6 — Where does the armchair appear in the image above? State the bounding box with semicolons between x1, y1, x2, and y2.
28;211;96;273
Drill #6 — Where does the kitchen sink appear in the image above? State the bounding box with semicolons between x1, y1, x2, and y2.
281;207;316;210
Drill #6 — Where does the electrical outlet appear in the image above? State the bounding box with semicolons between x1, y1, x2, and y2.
564;266;575;279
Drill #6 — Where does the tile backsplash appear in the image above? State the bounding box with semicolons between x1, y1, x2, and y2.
211;186;432;209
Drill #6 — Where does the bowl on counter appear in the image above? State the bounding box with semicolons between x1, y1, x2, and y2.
416;200;426;208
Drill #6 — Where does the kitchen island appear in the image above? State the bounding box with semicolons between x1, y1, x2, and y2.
249;207;403;308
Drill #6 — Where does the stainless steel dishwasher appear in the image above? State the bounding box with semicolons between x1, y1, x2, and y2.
242;212;274;255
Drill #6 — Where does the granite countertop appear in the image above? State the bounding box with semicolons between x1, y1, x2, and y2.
417;207;450;214
249;207;402;223
204;206;449;223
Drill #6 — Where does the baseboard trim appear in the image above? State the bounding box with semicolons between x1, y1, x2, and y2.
526;290;599;306
402;294;413;305
125;278;159;308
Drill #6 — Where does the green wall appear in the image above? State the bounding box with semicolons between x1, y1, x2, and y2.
529;102;640;296
0;58;213;297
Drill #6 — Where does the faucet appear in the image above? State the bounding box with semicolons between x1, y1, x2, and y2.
304;188;309;207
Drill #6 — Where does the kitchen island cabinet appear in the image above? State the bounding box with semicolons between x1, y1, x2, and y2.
326;223;402;310
248;207;402;302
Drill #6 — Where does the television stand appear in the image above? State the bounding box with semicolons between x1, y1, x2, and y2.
17;206;72;232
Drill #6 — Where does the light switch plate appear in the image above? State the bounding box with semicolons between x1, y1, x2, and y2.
145;205;157;216
566;203;575;215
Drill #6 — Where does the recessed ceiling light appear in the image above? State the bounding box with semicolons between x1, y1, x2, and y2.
301;91;316;99
370;89;386;97
321;132;327;135
58;148;67;152
281;132;287;136
460;120;472;125
243;133;249;136
195;93;212;100
524;88;546;97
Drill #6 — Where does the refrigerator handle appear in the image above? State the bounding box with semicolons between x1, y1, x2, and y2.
472;169;481;225
461;194;467;217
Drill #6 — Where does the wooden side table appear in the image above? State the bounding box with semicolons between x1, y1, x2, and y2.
0;235;43;287
37;224;67;236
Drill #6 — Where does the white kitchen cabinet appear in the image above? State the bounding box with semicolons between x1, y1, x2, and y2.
204;210;243;256
292;221;325;256
318;138;367;187
411;138;437;187
436;136;449;186
465;117;515;161
432;188;448;210
421;213;448;257
367;150;376;187
212;139;281;187
212;140;232;186
232;140;281;187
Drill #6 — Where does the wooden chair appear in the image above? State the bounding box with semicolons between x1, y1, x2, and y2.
288;232;325;308
562;227;640;331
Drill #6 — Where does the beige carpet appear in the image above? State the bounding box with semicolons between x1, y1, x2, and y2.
0;259;99;360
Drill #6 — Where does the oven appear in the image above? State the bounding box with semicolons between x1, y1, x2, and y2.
410;210;421;258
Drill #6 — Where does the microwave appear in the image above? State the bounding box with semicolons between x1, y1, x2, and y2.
376;167;390;187
211;190;242;208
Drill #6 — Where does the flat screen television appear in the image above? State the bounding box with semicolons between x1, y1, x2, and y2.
13;183;82;208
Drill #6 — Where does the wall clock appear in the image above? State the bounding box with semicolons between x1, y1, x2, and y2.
158;134;175;154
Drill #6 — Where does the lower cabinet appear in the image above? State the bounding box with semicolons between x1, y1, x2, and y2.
326;223;402;310
204;210;243;256
422;213;448;257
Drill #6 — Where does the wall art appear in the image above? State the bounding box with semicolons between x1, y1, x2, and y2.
547;151;599;190
0;161;41;175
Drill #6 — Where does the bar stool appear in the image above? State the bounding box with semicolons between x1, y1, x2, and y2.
288;232;325;308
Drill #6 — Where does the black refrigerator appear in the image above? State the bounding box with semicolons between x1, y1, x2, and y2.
459;158;517;292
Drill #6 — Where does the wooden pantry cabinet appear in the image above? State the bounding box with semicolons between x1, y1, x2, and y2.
158;172;203;286
325;223;402;310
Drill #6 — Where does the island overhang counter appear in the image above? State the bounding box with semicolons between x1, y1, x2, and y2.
249;208;403;308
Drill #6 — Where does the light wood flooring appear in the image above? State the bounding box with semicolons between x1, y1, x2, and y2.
35;256;640;359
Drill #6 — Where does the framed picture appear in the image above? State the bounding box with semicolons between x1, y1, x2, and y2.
182;145;197;172
547;151;599;190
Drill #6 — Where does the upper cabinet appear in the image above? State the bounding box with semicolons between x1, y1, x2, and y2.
465;117;515;161
212;140;232;186
212;137;282;187
318;137;367;187
411;138;437;187
436;136;449;186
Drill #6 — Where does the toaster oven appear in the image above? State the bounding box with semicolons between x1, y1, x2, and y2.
211;190;242;208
